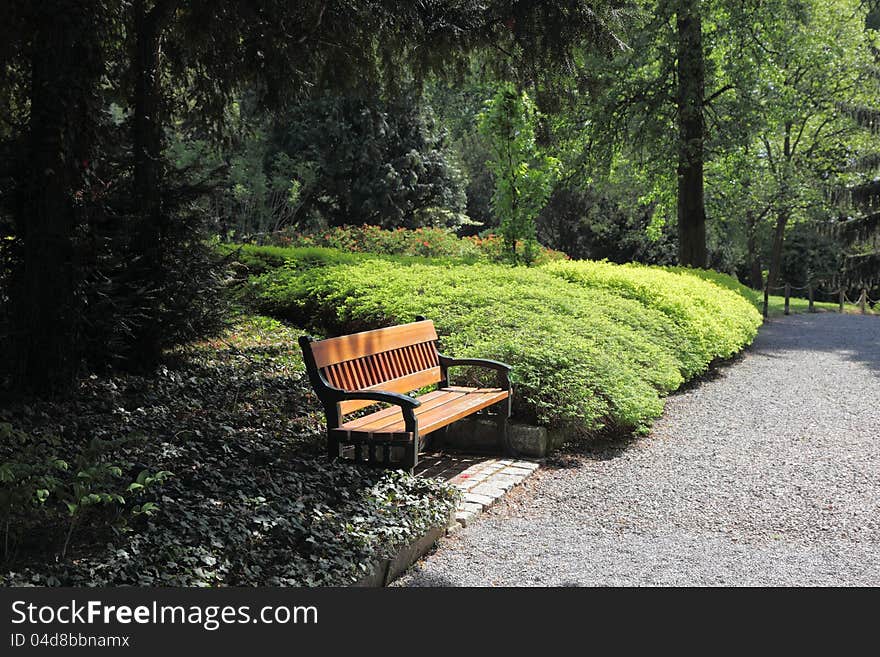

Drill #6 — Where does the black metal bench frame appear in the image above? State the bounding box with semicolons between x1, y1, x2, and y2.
298;317;512;471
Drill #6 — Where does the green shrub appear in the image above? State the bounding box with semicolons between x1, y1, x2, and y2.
220;243;364;276
247;249;761;436
0;423;171;563
544;260;762;378
222;243;486;282
259;225;568;264
477;83;561;264
674;266;763;308
279;225;483;259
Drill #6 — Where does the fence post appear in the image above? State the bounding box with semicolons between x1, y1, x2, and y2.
839;289;845;314
808;284;815;313
784;283;791;316
763;280;769;319
860;289;867;314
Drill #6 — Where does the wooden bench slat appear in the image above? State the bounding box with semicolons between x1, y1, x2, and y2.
343;389;470;433
329;361;351;390
420;341;438;368
415;388;509;435
377;351;395;379
392;348;409;376
352;357;369;388
310;320;438;368
402;344;419;371
339;387;509;436
341;388;450;430
413;343;429;370
324;341;442;398
362;354;378;385
344;359;359;388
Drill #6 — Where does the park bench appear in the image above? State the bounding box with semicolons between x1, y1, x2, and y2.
299;318;512;471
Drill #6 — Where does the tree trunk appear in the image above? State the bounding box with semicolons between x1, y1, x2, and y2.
746;210;763;289
675;0;707;268
767;122;793;291
128;0;173;370
10;3;100;393
767;210;788;291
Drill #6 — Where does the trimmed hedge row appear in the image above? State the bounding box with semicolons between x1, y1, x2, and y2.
244;247;761;437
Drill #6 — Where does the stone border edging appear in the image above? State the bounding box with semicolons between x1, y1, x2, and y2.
351;514;453;587
351;457;541;586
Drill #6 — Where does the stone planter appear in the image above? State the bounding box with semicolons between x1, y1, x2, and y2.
433;417;568;458
351;512;454;587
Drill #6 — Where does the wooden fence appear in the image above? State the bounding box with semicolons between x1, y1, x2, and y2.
762;282;875;318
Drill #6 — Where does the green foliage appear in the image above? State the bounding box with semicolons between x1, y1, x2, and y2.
0;422;172;561
546;260;763;377
478;83;561;264
269;94;466;231
701;0;880;283
167;123;301;238
221;244;480;289
189;92;473;239
0;316;457;586
425;74;501;232
531;0;880;280
248;225;568;263
279;226;483;259
678;267;763;308
781;223;844;288
219;244;363;277
247;247;761;435
2;458;457;587
75;213;234;371
536;185;678;264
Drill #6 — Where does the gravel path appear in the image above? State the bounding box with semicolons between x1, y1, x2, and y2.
397;313;880;586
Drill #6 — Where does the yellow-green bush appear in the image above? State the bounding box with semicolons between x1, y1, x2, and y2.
246;249;761;437
267;225;568;264
544;261;762;378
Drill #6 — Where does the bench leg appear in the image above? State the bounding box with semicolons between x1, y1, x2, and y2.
404;432;419;473
327;431;343;461
497;398;516;457
498;412;513;457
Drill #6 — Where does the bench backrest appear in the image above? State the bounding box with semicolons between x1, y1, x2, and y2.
307;320;441;415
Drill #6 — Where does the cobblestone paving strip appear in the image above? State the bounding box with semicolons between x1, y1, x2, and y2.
416;454;540;529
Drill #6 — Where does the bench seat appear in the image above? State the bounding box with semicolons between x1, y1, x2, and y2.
335;386;509;439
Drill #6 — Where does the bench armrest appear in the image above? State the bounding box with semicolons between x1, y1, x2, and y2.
327;387;420;434
438;354;512;390
438;355;512;372
330;389;421;409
